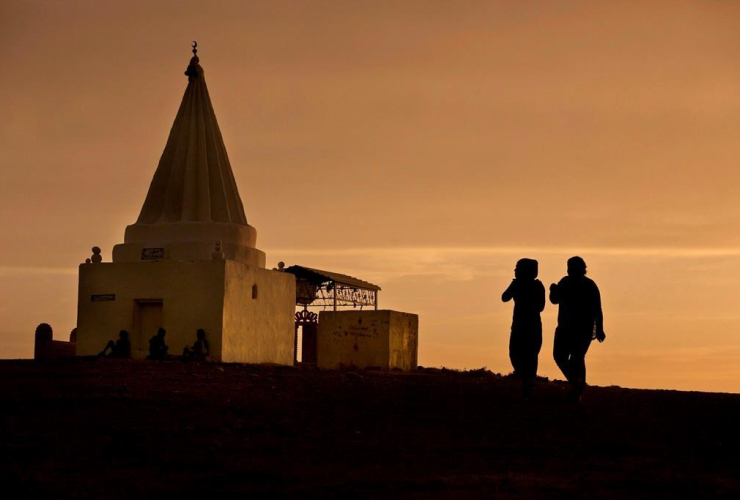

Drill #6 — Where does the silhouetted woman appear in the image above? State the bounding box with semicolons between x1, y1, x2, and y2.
182;328;210;361
502;258;545;398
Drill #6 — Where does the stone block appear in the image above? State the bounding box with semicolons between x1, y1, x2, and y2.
317;310;418;370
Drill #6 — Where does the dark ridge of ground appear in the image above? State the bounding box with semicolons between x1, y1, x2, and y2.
1;360;738;499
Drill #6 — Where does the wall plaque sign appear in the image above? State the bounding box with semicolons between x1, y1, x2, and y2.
91;294;116;302
141;248;165;260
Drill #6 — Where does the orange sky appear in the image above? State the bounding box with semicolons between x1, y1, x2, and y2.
2;0;740;392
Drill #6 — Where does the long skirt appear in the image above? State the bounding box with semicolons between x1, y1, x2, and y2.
509;322;543;381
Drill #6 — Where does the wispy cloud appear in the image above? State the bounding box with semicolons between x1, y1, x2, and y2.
268;245;740;283
271;246;740;258
0;266;77;278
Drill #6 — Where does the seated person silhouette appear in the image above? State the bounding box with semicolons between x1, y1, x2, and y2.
182;328;210;361
98;330;131;359
147;328;169;360
502;258;545;398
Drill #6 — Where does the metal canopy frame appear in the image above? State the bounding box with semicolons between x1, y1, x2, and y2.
284;265;380;311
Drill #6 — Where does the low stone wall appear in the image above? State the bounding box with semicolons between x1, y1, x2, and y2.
34;324;76;360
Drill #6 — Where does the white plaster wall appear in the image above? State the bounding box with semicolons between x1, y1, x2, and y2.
317;310;389;369
317;310;418;370
112;242;266;267
124;221;258;248
76;261;226;359
221;262;296;365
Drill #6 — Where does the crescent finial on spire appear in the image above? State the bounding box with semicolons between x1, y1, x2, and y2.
185;41;201;81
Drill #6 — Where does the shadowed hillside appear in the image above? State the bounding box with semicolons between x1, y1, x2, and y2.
1;360;738;498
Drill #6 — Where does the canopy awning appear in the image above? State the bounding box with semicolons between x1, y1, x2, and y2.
284;265;381;291
283;265;380;309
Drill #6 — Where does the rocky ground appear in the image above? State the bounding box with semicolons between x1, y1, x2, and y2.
1;359;739;498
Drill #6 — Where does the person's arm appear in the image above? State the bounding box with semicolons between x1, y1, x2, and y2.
502;280;517;302
549;282;560;304
594;283;605;342
536;281;546;312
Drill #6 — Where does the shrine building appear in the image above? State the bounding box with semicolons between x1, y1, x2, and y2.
73;45;417;369
75;47;295;363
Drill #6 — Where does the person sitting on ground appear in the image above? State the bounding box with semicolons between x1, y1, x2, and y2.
147;328;169;360
98;330;131;359
182;328;210;361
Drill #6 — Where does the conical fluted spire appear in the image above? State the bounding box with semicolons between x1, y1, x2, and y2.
136;50;248;225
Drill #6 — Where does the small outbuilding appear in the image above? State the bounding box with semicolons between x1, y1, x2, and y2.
284;265;419;370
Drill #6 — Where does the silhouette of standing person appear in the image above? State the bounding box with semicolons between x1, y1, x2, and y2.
502;258;545;398
550;256;605;401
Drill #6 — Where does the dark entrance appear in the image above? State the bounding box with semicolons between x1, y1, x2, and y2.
295;308;318;364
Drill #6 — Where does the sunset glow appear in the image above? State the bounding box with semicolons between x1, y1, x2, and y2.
2;0;740;392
